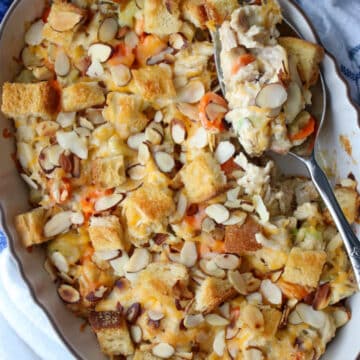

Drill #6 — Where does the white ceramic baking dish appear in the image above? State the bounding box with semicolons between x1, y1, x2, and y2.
0;0;359;358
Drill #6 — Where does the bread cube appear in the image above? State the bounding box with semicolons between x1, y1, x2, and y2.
91;155;126;188
204;0;238;24
181;0;208;29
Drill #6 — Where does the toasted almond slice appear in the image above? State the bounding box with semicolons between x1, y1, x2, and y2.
86;109;105;125
110;252;129;276
55;50;70;77
152;343;175;359
126;302;142;323
246;292;263;305
253;194;269;222
130;325;142;344
219;302;230;319
86;59;104;77
57;112;76;128
225;326;240;340
255;83;288;109
147;47;174;65
75;127;91;137
49;11;83;32
44;258;57;281
214;254;240;270
44;211;73;238
169;33;187;50
177;103;200;121
51;251;69;273
199;259;225;278
88;43;112;63
180;241;198;268
56;131;88;160
171;119;186;144
98;17;118;42
127;133;146;150
25;20;44;46
154;110;163;123
20;173;38;189
127;163;146;180
294;303;327;329
213;329;226;356
79;116;94;130
138;142;151;165
177;80;205;104
110;64;132;87
215;141;235;165
125;248;151;273
154;152;175;173
333;308;350;328
95;249;121;261
228;270;247;295
183;314;204;328
189;127;208;148
205;204;230;224
148;310;164;321
243;348;264;360
205;103;227;123
145;126;163;145
58;284;80;303
124;30;139;49
205;314;229;326
201;217;216;233
260;279;282;305
94;193;124;212
38;146;60;173
170;192;187;223
71;211;84;225
222;213;247;226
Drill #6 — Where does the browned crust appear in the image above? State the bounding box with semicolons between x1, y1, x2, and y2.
89;311;123;331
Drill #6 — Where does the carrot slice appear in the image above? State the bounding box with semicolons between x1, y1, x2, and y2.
289;116;316;141
107;43;135;67
221;158;241;176
199;92;228;131
231;53;256;75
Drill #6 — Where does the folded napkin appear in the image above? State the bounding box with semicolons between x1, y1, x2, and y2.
0;0;359;359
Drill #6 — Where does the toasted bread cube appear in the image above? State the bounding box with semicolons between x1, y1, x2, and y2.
1;82;59;120
42;23;74;47
102;93;148;139
181;0;208;29
195;277;237;313
180;152;225;203
134;350;161;360
204;0;238;24
281;247;327;289
278;37;324;87
144;0;182;36
334;186;359;224
89;311;134;356
224;216;262;255
14;207;48;247
262;307;282;337
61;82;105;112
89;215;128;252
91;155;126;188
131;65;176;106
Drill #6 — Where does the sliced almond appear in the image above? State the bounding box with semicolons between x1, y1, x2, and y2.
228;270;247;295
86;59;104;77
199;259;225;278
205;103;227;123
201;217;216;233
145;125;163;145
205;204;229;224
260;279;282;305
138;142;151;165
215;141;235;165
58;284;80;303
75;127;91;138
124;30;139;49
183;314;204;328
255;83;288;109
88;43;113;63
290;303;326;329
222;213;247;226
147;47;174;65
71;211;84;225
79;117;94;130
95;249;121;261
110;64;132;86
188;127;208;149
127;163;146;180
94;193;124;212
177;80;205;104
25;20;44;46
219;302;230;319
44;211;73;237
98;17;118;42
127;133;146;150
56;131;88;160
225;326;240;340
246;292;263;305
152;343;175;359
171;119;186;144
180;241;198;268
57;112;76;128
86;109;105;125
125;248;151;273
110;252;129;276
171;192;188;223
205;314;229;326
312;282;330;310
20;173;38;190
177;103;200;121
253;194;269;223
213;329;226;356
48;10;83;32
148;310;164;321
55;50;70;77
214;254;240;270
130;325;142;344
333;307;350;328
154;110;163;123
126;302;141;323
169;33;187;50
44;258;57;282
38;146;60;173
284;81;303;123
51;251;69;273
243;348;264;360
154;152;175;173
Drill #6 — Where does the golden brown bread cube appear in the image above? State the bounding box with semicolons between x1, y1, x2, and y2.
278;37;324;87
195;277;237;313
91;155;126;188
102;92;148;139
61;82;105;112
89;311;134;356
1;82;59;120
14;207;49;247
181;0;208;29
131;65;176;106
204;0;238;24
333;186;359;224
281;247;327;289
143;0;182;36
180;152;226;203
88;215;128;252
224;216;262;255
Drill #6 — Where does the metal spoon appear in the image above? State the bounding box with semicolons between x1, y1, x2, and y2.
212;20;360;286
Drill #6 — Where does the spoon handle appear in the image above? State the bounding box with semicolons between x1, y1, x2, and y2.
304;155;360;286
